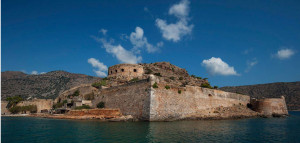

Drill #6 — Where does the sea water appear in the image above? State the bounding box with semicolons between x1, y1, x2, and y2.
2;112;300;143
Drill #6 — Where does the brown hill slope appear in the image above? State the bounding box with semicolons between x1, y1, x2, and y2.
220;82;300;110
1;71;101;100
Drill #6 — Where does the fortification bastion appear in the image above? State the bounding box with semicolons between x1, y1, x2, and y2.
108;64;144;80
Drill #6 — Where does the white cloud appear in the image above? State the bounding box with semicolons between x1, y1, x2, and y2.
156;0;193;42
93;37;142;64
245;58;258;73
40;72;46;74
100;29;107;35
202;57;239;76
274;48;295;60
130;27;162;53
88;58;108;71
31;71;38;75
88;58;108;77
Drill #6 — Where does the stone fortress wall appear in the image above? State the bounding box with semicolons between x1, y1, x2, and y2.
17;99;53;113
148;75;250;121
91;75;252;121
107;64;144;80
250;96;288;116
92;79;151;120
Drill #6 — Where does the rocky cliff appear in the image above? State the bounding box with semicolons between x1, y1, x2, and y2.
1;71;101;100
220;82;300;110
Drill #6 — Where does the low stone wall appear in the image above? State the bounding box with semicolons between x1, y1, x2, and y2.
17;99;53;113
250;96;288;116
67;109;122;117
92;79;151;120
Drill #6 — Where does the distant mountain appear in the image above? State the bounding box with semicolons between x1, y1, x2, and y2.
220;82;300;110
1;71;101;100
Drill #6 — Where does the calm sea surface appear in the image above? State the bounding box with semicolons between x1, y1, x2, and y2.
2;111;300;143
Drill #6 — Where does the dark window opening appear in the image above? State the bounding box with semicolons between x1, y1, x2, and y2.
134;69;137;72
121;69;124;72
111;71;113;74
115;70;117;73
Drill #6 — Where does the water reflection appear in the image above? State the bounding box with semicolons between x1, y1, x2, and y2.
2;112;300;143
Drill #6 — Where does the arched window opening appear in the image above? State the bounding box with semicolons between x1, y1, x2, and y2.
115;70;118;73
134;69;137;72
121;69;124;72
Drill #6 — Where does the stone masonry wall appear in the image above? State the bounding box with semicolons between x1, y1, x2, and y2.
92;79;151;120
250;96;288;116
108;64;144;80
1;101;10;115
17;99;54;113
149;75;250;121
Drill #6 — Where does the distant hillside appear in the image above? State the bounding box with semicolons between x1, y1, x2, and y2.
1;71;101;100
220;82;300;110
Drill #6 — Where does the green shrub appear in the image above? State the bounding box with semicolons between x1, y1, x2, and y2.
63;100;68;104
172;68;175;72
165;85;170;89
84;93;95;100
170;77;175;80
201;83;213;89
9;105;37;114
203;78;208;80
178;90;182;94
145;68;153;74
6;96;23;108
92;80;107;89
130;77;139;82
102;77;108;80
179;77;183;80
75;105;91;110
53;103;64;109
9;106;21;114
213;86;218;89
97;102;105;108
72;90;80;96
154;73;162;77
191;75;196;78
152;82;158;88
196;77;202;79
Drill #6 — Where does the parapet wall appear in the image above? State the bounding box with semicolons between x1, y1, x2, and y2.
250;96;288;116
17;99;54;113
107;64;144;80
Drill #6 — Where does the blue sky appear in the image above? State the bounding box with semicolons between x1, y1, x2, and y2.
2;0;300;87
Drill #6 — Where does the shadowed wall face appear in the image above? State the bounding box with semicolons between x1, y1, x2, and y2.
250;97;288;116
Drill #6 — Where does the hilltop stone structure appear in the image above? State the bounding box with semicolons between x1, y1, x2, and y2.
108;64;144;80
